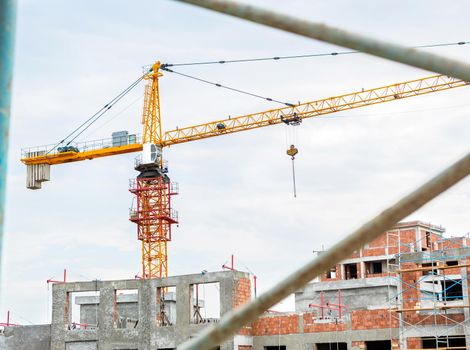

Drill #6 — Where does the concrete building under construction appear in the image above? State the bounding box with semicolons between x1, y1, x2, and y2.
2;221;470;350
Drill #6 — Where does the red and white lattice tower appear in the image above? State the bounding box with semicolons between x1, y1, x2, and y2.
129;161;178;279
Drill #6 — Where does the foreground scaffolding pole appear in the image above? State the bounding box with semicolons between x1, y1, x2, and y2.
0;0;17;277
179;152;470;350
179;155;470;350
171;2;470;349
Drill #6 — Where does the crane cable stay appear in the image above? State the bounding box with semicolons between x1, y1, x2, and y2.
160;66;295;107
47;72;148;155
159;40;470;68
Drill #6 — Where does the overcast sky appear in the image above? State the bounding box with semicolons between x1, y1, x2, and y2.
2;0;470;324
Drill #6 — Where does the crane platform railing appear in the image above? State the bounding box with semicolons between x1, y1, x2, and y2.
21;134;143;165
21;134;143;159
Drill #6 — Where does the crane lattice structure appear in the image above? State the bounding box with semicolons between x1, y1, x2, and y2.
21;61;469;279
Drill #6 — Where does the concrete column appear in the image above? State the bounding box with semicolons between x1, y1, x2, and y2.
176;283;190;326
138;279;154;350
220;278;236;350
415;227;421;252
97;286;113;350
50;285;67;350
220;278;233;316
360;261;365;279
98;286;113;331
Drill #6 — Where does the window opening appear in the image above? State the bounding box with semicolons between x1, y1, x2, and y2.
326;266;336;279
68;290;100;330
157;286;176;326
366;340;391;350
113;289;139;329
344;264;357;279
422;336;466;348
190;282;220;324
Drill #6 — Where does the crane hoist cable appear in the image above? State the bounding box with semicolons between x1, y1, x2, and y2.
282;114;301;198
161;66;295;107
161;41;470;68
287;145;299;198
46;72;147;155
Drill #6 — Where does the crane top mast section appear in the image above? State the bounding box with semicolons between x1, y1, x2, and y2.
143;61;164;146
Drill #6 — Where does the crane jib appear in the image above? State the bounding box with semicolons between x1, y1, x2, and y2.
21;74;467;168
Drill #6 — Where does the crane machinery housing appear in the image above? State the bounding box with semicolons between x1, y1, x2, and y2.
20;60;469;280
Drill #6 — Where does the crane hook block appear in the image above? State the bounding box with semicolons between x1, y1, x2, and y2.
287;145;299;159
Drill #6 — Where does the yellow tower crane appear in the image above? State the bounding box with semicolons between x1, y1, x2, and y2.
21;61;469;279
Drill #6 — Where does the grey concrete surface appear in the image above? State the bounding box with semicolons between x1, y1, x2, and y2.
295;277;397;313
0;324;51;350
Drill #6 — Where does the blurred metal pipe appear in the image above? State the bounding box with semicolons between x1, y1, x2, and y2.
172;0;470;82
179;149;470;350
0;0;17;269
170;1;470;349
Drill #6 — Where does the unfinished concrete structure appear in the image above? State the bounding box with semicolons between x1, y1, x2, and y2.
253;221;470;350
0;270;253;350
2;221;470;350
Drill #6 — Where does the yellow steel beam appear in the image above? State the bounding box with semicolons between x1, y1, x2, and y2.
161;74;468;146
21;74;468;166
142;61;164;144
21;143;142;165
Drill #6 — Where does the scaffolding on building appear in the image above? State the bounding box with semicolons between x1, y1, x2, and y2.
387;226;470;349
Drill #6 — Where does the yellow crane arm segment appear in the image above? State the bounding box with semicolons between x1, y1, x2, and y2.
21;74;467;166
162;74;467;146
21;143;143;166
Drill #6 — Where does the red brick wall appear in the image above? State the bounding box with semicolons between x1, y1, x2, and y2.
365;228;418;255
302;313;347;333
233;277;252;335
320;265;341;282
351;309;398;330
407;337;421;349
252;314;299;336
438;236;467;250
350;250;361;259
321;227;448;282
233;278;251;309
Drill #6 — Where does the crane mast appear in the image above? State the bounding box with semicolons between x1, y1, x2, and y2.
129;62;178;279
